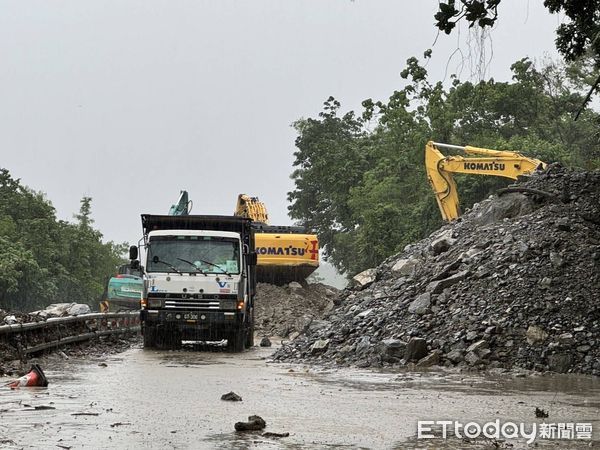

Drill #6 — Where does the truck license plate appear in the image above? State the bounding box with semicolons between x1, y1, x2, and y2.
183;313;198;320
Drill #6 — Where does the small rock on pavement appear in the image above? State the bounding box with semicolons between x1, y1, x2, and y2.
221;391;243;401
380;339;406;358
548;353;573;373
446;349;464;364
235;415;266;431
260;337;272;347
263;432;290;438
416;350;441;367
404;337;428;362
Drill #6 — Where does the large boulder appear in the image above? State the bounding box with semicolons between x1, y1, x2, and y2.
352;269;377;288
404;337;428;362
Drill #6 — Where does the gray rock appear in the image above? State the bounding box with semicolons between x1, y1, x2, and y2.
416;350;441;367
352;269;377;288
260;337;272;347
408;293;431;315
311;339;330;354
426;270;469;294
526;325;548;345
466;331;479;341
549;252;564;268
548;353;573;373
539;277;552;289
392;258;420;277
379;339;406;358
431;230;456;255
466;340;488;353
465;351;481;365
287;281;303;292
556;217;571;231
404;337;428;362
355;336;371;355
558;333;574;344
221;391;243;401
446;349;464;364
356;309;373;319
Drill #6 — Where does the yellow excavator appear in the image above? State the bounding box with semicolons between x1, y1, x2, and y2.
425;141;547;221
234;194;319;284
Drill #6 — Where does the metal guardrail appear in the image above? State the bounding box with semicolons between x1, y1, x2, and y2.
0;312;140;355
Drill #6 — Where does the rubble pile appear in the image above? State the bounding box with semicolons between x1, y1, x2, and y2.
0;303;91;326
274;165;600;375
0;303;122;377
255;282;339;339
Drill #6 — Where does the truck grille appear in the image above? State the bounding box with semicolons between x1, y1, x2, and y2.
165;299;220;310
148;293;237;311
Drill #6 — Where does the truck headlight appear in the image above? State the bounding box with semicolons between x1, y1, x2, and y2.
148;298;163;308
219;299;237;310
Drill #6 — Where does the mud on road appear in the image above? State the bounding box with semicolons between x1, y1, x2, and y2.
0;343;599;449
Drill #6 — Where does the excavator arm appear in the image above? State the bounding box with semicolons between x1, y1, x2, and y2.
425;141;547;221
168;190;192;216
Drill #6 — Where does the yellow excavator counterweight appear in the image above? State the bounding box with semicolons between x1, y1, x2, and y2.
425;141;547;221
234;194;319;284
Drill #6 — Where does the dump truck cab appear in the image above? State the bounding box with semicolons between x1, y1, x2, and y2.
137;215;256;351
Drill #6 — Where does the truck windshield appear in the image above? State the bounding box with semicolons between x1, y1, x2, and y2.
146;236;240;275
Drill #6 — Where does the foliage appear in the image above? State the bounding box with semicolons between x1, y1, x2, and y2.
0;170;127;311
434;1;600;65
288;57;600;276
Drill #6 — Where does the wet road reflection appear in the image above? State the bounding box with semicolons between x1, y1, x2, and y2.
0;343;598;449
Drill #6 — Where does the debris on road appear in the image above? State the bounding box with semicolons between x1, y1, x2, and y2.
259;337;272;347
263;431;290;438
535;407;549;418
8;364;48;389
221;391;243;401
71;412;100;416
110;422;132;428
274;165;600;375
234;415;267;431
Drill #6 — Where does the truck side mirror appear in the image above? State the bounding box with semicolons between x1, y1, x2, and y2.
247;252;258;266
129;245;138;261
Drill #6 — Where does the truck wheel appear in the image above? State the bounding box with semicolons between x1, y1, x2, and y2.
157;330;182;350
143;325;157;348
245;314;254;348
228;330;246;352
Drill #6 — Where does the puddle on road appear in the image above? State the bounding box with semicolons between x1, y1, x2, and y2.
0;346;598;449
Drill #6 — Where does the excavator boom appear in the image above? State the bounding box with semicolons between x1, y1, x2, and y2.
425;141;546;221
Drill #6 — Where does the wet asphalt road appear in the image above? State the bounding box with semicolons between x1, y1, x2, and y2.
0;343;599;449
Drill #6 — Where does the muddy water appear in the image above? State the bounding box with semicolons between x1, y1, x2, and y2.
0;344;598;449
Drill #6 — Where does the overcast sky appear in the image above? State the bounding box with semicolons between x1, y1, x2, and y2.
1;1;561;256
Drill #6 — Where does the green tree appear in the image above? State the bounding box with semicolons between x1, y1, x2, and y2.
0;170;127;311
434;1;600;112
288;56;600;277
